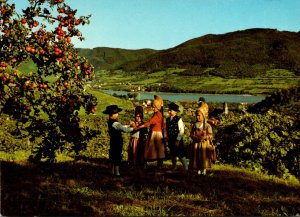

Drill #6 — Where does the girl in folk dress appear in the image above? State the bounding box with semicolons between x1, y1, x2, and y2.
128;106;148;167
189;109;213;175
198;101;209;118
198;100;221;126
137;99;165;169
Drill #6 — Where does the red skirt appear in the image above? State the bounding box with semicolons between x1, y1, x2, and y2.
144;131;165;160
128;138;144;166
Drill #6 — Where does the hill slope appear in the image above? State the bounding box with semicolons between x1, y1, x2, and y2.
77;47;158;70
119;28;300;78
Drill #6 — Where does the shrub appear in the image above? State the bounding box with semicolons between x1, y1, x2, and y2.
215;111;299;178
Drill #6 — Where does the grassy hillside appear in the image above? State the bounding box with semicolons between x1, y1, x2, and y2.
81;87;134;116
1;86;299;216
2;160;299;216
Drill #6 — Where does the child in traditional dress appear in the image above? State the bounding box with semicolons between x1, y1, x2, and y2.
198;100;221;126
103;105;134;176
198;100;209;118
136;99;165;169
189;108;213;175
128;106;148;169
165;102;188;171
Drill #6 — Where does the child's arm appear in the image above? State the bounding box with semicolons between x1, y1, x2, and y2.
138;112;161;129
206;123;213;139
112;122;133;133
190;123;199;142
176;118;184;141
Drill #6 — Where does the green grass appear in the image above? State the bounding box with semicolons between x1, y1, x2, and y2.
83;87;134;116
2;160;300;216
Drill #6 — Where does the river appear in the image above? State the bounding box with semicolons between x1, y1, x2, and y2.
101;90;265;103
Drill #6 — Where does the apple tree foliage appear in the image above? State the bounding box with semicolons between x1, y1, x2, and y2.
0;0;98;163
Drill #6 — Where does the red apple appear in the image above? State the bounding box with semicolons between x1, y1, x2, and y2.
58;8;65;13
21;18;27;24
91;106;97;113
74;19;81;25
33;21;39;27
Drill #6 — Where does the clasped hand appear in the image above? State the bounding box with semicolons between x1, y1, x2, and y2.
192;135;207;142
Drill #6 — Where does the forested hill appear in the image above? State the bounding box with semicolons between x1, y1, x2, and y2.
77;47;158;70
116;28;300;78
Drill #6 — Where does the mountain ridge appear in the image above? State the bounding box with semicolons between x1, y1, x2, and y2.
77;28;300;79
117;28;300;77
77;47;158;70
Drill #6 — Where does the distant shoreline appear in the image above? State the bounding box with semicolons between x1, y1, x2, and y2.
100;89;266;104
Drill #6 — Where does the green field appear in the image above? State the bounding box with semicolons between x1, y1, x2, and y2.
94;68;300;95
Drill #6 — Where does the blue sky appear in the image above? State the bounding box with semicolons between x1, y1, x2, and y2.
9;0;300;50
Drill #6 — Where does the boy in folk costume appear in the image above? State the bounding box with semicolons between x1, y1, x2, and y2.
136;98;165;169
103;105;134;176
189;108;214;175
128;106;148;168
165;102;188;171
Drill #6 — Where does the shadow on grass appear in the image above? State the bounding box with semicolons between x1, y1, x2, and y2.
1;158;300;216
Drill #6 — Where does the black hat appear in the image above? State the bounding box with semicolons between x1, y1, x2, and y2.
135;106;144;118
168;102;180;112
103;105;122;114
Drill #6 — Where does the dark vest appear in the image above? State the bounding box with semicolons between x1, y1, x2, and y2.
108;119;123;145
166;115;181;140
